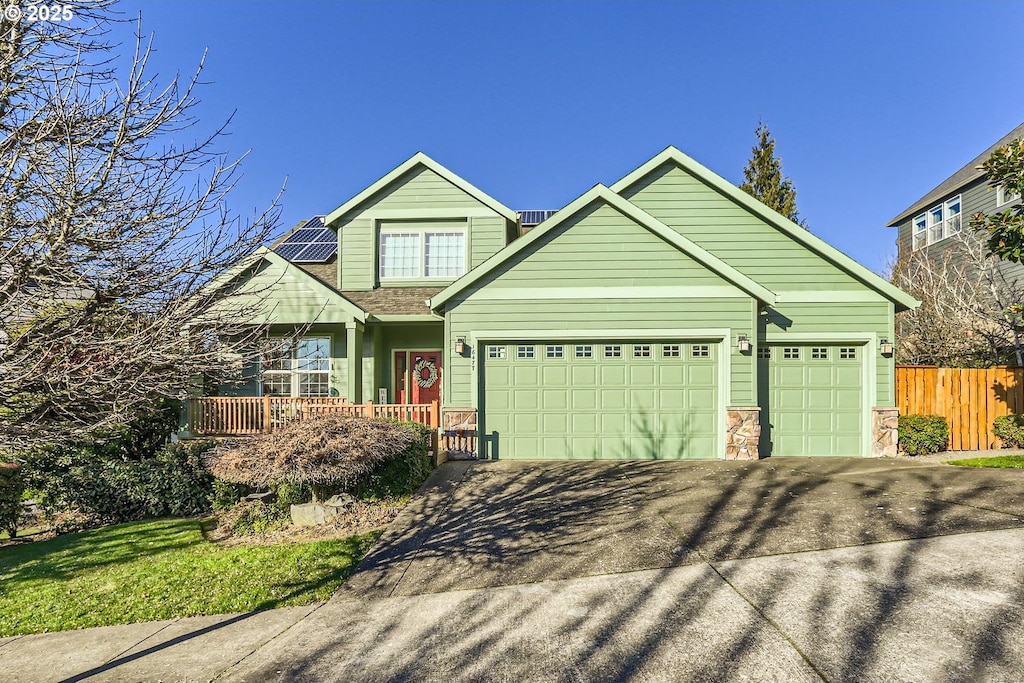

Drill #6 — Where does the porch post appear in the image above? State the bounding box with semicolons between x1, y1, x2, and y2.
346;320;364;403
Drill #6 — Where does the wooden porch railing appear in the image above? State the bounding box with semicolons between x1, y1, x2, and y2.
187;397;440;437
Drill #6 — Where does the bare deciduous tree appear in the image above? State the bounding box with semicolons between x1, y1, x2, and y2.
0;5;284;450
893;232;1024;367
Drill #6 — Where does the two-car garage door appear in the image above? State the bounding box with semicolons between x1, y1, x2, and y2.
481;339;867;459
482;340;719;459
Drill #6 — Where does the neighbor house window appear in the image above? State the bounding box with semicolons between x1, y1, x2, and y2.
913;195;962;250
379;229;466;279
262;336;331;397
997;185;1021;207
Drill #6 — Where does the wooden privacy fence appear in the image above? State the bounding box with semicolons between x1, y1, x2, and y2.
895;366;1024;450
188;397;440;437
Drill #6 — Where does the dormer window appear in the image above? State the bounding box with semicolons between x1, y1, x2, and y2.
379;227;467;280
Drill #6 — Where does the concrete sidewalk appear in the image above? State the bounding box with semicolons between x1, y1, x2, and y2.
4;457;1024;682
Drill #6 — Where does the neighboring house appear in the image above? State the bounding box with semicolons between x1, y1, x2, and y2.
888;122;1024;282
204;148;917;460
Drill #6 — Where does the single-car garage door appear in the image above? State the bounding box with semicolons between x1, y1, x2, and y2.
481;341;718;459
758;343;864;457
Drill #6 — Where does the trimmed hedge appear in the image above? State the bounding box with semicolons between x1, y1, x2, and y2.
23;440;217;529
993;414;1024;449
898;414;949;456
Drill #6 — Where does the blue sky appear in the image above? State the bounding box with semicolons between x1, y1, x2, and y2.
114;1;1024;273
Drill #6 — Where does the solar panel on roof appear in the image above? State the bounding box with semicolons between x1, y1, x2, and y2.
293;242;337;262
273;216;337;263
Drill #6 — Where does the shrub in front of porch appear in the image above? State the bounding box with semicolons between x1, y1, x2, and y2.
205;415;432;507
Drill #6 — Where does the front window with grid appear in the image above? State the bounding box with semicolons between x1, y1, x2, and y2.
517;345;535;359
811;347;828;360
379;230;466;279
575;345;593;358
546;345;564;359
783;347;800;360
662;344;681;358
604;345;622;358
633;344;652;358
912;194;962;250
262;336;331;397
840;347;857;360
488;345;506;359
691;344;710;358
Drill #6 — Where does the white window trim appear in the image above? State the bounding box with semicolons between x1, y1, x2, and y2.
260;336;332;397
379;228;468;281
997;184;1021;208
912;194;962;250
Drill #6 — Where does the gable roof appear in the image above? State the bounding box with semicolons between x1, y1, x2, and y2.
200;247;366;324
888;121;1024;227
610;146;919;311
430;184;777;310
324;151;518;225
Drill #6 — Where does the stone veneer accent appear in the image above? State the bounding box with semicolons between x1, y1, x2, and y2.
726;407;761;460
872;407;899;458
442;407;478;460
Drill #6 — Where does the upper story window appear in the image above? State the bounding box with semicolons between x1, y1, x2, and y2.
912;194;961;250
997;185;1021;207
379;230;466;280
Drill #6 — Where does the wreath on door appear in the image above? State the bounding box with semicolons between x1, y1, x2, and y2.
414;358;439;388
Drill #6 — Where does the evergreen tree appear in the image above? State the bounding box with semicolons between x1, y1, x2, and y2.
740;122;808;228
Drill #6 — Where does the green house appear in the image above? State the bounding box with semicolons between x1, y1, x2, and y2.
204;148;917;460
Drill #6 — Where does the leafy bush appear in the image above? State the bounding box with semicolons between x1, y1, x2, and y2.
220;500;289;536
212;479;250;511
993;414;1024;449
206;415;430;502
273;480;312;507
23;440;217;528
0;463;24;538
351;421;433;499
898;414;949;456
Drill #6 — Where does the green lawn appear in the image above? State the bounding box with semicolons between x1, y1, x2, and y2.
0;518;379;636
945;455;1024;469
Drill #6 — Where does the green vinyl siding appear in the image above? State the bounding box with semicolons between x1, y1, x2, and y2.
620;163;868;291
762;301;893;407
482;340;718;459
443;199;755;411
220;259;358;325
335;166;514;291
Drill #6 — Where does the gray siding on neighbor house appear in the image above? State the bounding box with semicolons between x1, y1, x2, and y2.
895;176;1024;287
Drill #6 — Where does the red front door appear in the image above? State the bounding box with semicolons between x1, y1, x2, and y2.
394;350;442;404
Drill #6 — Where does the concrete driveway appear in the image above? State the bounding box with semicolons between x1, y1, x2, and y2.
5;457;1024;682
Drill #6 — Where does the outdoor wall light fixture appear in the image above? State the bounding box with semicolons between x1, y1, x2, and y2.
879;338;894;356
737;334;751;353
454;337;467;355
